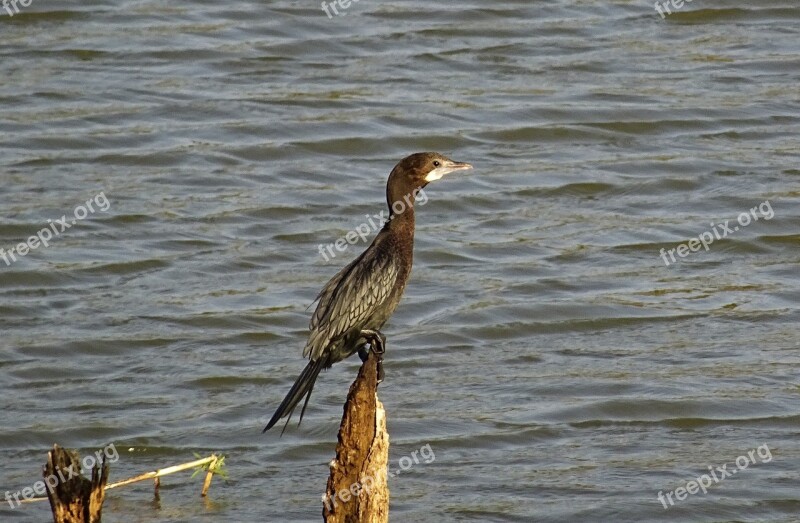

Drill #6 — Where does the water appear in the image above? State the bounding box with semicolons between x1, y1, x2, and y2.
1;1;799;522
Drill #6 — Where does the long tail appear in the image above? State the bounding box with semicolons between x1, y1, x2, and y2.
263;358;325;434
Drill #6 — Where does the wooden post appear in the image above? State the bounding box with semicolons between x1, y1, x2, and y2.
323;351;389;523
44;445;109;523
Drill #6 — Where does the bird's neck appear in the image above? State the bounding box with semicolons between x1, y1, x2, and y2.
386;194;416;237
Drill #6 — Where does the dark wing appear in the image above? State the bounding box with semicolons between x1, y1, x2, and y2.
303;238;399;361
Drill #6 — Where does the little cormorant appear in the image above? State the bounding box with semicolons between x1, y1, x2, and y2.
263;152;472;433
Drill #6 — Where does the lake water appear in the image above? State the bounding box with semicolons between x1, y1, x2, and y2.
1;1;798;522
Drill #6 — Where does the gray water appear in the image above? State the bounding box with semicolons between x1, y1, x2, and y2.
1;1;799;522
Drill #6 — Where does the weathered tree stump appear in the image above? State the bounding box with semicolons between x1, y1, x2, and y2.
44;444;109;523
323;351;389;523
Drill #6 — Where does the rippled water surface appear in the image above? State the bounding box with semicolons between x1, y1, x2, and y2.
1;1;799;522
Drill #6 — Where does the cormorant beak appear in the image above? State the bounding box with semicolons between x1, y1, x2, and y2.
424;159;473;182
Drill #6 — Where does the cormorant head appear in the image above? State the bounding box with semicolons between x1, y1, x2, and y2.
386;152;472;214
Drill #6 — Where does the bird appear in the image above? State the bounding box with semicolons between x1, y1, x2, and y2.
263;152;472;434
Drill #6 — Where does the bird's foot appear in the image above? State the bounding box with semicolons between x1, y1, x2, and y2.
360;329;386;355
360;329;386;383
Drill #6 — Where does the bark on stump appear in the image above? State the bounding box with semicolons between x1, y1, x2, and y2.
44;444;109;523
323;351;389;523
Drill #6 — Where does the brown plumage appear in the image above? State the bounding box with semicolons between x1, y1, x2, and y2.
263;152;472;433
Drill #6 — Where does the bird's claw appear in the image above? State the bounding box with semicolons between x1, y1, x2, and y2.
360;329;386;383
361;329;386;355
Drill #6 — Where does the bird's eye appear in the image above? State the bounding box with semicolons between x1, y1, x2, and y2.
433;161;441;167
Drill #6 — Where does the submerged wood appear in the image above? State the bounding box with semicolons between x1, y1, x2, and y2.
24;454;220;506
104;455;219;491
323;351;389;523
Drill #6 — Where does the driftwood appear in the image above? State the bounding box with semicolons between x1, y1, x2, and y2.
323;351;389;522
44;445;109;523
103;454;222;497
22;454;223;507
